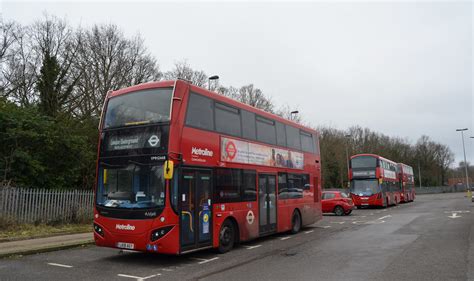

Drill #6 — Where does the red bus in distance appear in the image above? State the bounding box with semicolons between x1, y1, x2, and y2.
93;79;322;254
349;154;401;208
398;163;415;203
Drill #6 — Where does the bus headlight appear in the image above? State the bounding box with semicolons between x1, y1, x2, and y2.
151;226;174;242
94;223;104;237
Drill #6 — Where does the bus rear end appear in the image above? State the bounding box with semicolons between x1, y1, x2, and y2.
349;155;385;207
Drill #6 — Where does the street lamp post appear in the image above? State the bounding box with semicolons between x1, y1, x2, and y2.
456;128;470;195
418;160;422;188
290;110;299;121
345;134;351;188
208;75;219;90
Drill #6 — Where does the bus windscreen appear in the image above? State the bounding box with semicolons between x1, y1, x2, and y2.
96;164;166;209
351;156;377;169
351;179;379;196
104;88;173;129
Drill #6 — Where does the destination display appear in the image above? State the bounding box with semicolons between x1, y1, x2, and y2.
221;137;304;169
107;132;161;151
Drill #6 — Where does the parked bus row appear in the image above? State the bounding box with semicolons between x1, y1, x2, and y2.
349;154;415;208
92;79;415;255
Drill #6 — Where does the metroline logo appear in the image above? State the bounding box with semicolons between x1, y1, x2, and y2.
192;147;214;157
116;224;135;231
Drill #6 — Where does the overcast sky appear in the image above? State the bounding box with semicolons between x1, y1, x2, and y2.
3;1;473;166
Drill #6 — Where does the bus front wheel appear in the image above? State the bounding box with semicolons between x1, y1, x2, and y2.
218;219;235;253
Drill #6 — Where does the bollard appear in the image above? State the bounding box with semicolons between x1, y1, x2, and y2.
467;189;472;199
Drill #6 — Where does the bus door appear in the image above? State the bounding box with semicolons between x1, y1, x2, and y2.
259;174;277;235
179;168;212;252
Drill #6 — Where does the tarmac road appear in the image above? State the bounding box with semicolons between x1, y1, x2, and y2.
0;193;473;281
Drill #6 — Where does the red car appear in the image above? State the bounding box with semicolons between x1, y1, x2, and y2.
322;190;354;216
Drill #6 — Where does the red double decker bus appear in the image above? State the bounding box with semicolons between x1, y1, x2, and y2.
93;79;322;254
349;154;400;208
398;163;415;203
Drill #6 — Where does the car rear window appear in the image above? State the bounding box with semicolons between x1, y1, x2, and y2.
322;193;336;199
340;192;349;198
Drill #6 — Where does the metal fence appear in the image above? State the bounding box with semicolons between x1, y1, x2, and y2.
414;185;468;194
0;187;94;224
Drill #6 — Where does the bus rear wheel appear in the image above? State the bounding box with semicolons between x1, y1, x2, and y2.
291;210;302;234
218;219;235;253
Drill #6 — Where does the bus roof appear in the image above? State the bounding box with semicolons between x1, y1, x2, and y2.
106;79;318;136
350;153;397;165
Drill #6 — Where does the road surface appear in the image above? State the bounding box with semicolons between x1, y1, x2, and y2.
0;193;473;281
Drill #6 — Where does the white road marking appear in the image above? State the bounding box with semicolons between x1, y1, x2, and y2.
377;215;392;220
382;209;387;212
118;274;142;279
198;257;219;264
280;236;291;240
353;220;386;225
444;210;470;214
304;230;314;234
118;273;161;280
47;263;73;268
244;245;262;250
448;213;461;219
330;221;345;224
315;225;331;229
162;268;174;272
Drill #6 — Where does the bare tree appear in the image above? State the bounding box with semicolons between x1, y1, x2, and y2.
237;84;274;113
73;24;161;118
31;15;81;117
163;60;207;87
0;23;39;106
275;104;302;123
0;20;18;62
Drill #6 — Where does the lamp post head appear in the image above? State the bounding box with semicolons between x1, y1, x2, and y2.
456;128;468;131
290;110;299;114
208;75;219;80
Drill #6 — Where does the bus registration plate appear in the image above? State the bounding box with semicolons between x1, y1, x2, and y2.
117;242;135;250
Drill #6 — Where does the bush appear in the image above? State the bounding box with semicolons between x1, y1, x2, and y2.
0;99;97;189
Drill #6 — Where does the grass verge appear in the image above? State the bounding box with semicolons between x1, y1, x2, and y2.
0;222;92;242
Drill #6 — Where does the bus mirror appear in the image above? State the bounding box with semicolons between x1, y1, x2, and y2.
164;160;174;180
103;169;107;184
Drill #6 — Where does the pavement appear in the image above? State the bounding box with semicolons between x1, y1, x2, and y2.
0;193;473;281
0;232;94;258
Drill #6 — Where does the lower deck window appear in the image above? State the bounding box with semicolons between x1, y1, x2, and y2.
278;173;309;199
214;168;257;202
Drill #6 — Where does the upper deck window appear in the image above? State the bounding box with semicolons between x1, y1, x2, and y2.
351;156;377;169
300;130;314;153
104;88;173;129
186;93;214;130
286;125;301;150
256;115;276;145
215;102;241;137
